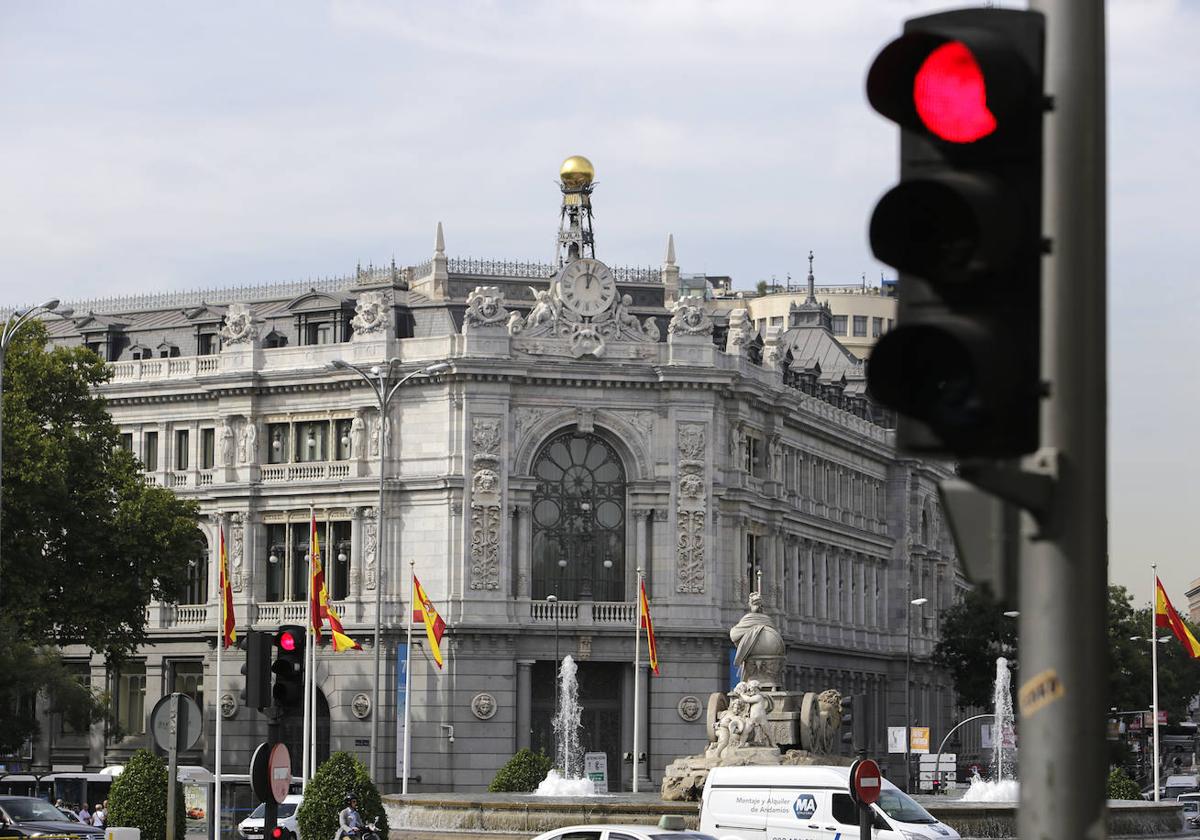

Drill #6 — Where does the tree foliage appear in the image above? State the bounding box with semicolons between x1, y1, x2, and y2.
0;321;205;750
488;748;553;792
296;752;387;840
932;587;1018;710
1106;767;1143;801
107;748;185;840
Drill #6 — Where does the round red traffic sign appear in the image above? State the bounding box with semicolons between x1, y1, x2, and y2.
267;743;291;804
851;758;883;806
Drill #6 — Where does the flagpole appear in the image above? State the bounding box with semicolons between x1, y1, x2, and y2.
214;523;223;840
302;514;313;790
402;560;415;795
632;567;642;794
1152;564;1160;803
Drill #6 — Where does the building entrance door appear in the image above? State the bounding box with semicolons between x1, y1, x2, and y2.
531;660;623;790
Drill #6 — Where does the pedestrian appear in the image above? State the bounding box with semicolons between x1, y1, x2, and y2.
92;803;105;828
77;804;90;824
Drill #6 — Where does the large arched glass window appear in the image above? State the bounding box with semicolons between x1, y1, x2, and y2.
531;431;626;601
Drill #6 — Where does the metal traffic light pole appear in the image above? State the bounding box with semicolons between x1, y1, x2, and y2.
1019;1;1108;837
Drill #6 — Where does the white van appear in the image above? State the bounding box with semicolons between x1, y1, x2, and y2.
700;765;960;840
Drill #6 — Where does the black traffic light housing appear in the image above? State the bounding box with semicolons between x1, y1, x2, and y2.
865;8;1046;458
271;625;306;710
242;630;273;710
841;693;867;756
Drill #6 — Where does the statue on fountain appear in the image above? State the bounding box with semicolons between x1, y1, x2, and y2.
659;589;853;801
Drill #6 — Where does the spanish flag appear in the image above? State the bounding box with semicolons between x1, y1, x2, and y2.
640;577;659;676
413;575;446;669
310;515;361;652
219;527;236;649
1155;577;1200;659
308;514;325;643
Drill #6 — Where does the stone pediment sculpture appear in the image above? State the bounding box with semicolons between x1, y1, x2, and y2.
506;258;659;359
668;295;714;337
659;592;851;801
464;286;511;331
350;290;390;336
220;302;258;346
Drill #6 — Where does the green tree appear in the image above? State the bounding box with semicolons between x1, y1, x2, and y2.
932;587;1018;710
296;752;387;840
755;279;768;296
1106;766;1143;800
488;748;553;792
107;748;185;840
0;321;205;750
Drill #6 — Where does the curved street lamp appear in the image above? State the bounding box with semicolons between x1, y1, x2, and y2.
327;358;450;783
0;299;74;605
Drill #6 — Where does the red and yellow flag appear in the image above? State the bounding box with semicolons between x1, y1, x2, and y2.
412;575;446;669
1155;577;1200;659
309;514;325;643
309;514;361;652
219;527;236;649
640;577;659;676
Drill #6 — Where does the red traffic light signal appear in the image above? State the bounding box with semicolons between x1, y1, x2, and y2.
271;828;283;840
278;630;298;652
913;41;996;143
271;625;306;710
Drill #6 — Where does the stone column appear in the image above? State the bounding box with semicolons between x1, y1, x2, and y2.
635;662;651;790
516;659;534;752
517;503;532;599
350;508;363;598
635;510;649;594
621;667;634;791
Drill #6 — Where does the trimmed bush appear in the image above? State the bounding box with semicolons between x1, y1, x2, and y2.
108;748;186;840
488;748;552;792
296;752;387;840
1106;767;1143;800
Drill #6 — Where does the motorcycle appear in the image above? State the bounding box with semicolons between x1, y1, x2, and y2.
359;818;382;840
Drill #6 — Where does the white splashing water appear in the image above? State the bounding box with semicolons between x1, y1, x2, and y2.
962;657;1019;802
534;768;598;797
537;654;593;793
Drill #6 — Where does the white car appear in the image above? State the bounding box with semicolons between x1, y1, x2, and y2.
531;818;718;840
238;794;302;840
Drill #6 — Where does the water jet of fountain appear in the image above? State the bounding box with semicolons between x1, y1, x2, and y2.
535;655;597;796
962;656;1020;802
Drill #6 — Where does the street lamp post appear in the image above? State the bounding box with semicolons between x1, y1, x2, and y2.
906;595;928;793
0;299;73;606
329;358;450;784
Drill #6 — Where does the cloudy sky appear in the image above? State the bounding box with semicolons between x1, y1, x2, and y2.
0;1;1195;607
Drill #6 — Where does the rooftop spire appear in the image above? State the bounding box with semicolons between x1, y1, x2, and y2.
665;233;676;267
435;221;445;256
806;250;816;303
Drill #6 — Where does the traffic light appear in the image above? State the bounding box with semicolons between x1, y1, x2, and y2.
241;631;273;710
865;8;1046;458
841;694;867;755
271;625;305;710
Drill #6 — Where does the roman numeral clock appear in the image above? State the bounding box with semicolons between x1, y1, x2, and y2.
558;258;616;318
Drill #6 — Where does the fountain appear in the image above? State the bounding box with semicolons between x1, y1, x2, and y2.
534;655;598;796
961;656;1020;802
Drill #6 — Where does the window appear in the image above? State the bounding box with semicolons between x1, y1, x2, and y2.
85;340;105;359
872;317;883;337
115;662;147;736
887;318;894;331
58;662;91;735
304;322;335;346
174;429;190;471
143;432;158;471
267;424;289;464
265;520;352;602
770;315;784;326
328;521;352;600
853;315;867;337
180;548;207;605
159;344;181;358
197;333;219;355
295;422;328;462
334;420;353;461
170;661;204;709
130;346;152;361
265;524;287;602
832;315;848;335
746;533;760;592
264;330;288;349
530;431;627;601
118;433;133;452
200;428;215;469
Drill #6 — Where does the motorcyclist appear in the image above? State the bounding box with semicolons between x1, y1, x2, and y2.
335;794;362;840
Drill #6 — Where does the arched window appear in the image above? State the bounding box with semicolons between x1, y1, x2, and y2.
921;508;931;545
531;431;626;601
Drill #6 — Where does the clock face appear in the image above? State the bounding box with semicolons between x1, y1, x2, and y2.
558;258;617;317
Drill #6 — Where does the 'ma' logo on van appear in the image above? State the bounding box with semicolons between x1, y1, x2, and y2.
792;794;817;819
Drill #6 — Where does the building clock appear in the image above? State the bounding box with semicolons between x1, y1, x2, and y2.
558;258;617;317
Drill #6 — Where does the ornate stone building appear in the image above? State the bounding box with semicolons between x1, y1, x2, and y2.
23;157;964;792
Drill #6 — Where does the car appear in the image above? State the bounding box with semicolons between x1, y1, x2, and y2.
237;794;302;840
530;817;718;840
0;796;104;839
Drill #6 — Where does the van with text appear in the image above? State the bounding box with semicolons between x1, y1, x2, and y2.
700;765;960;840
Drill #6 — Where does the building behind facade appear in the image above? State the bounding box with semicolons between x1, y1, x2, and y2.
14;158;968;792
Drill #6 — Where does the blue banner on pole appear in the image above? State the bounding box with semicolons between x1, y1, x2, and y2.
395;643;408;779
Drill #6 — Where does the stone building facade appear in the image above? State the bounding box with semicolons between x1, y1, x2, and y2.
19;177;965;793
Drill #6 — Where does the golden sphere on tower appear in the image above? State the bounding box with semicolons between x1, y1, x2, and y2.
559;155;595;189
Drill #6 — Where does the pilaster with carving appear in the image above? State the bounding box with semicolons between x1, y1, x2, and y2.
469;417;503;591
230;512;245;592
363;508;378;590
676;422;707;594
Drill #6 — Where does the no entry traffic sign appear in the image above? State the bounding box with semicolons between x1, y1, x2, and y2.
850;758;883;807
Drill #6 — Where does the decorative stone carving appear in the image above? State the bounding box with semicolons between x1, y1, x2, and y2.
642;316;661;342
218;417;236;467
350;290;389;335
238;418;257;465
471;692;497;720
577;635;592;660
678;695;703;722
676;422;707;594
469;417;502;591
731;591;786;686
351;692;372;719
509;275;660;359
230;512;245;592
463;286;510;331
220;303;257;345
668;295;714;336
768;435;784;481
350;414;366;460
725;308;754;352
220;693;237;719
363;508;378;590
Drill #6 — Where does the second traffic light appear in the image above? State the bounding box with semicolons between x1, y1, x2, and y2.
271;625;306;710
865;8;1046;458
242;631;273;710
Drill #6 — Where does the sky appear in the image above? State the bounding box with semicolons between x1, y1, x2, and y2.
0;1;1195;608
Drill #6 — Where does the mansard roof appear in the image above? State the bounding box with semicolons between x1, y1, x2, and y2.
283;288;354;312
73;312;129;333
